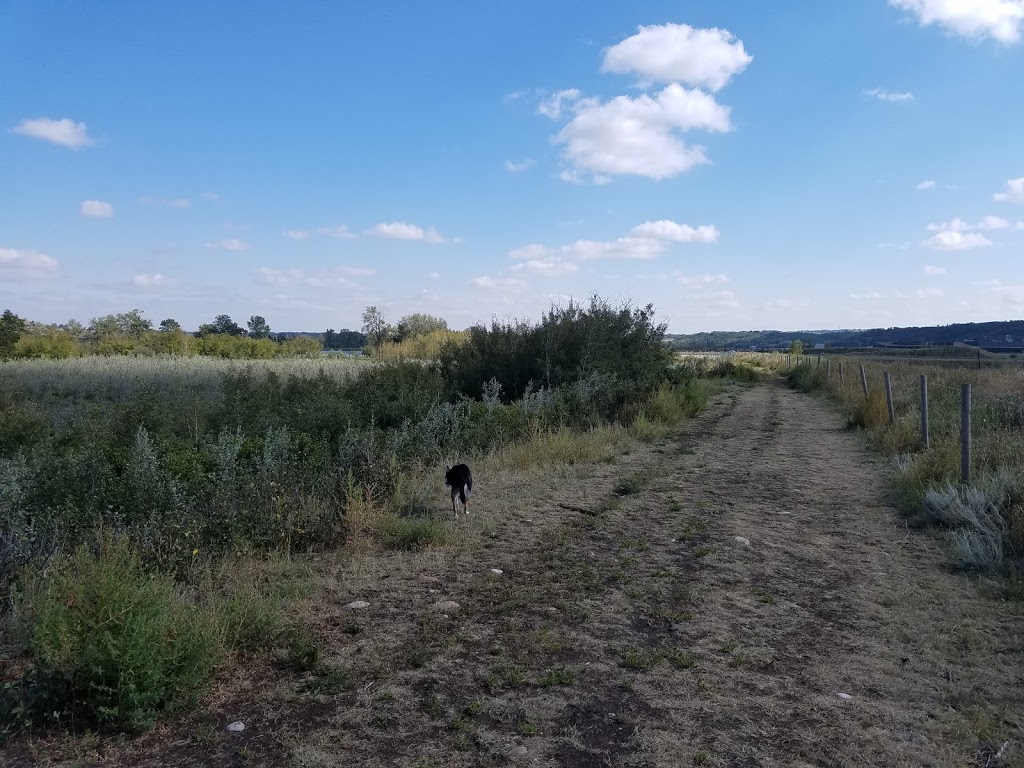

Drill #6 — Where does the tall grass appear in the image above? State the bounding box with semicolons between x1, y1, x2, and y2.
784;356;1024;577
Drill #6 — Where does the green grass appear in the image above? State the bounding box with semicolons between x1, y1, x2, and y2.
614;471;651;496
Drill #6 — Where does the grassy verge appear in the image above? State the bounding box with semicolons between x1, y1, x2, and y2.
784;357;1024;585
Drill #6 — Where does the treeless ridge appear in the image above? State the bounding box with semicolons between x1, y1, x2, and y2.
12;379;1021;767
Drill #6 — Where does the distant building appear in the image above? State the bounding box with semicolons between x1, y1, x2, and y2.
813;343;826;350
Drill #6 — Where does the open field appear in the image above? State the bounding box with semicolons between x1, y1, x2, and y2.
3;377;1021;767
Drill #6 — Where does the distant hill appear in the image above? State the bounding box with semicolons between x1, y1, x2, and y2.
667;320;1024;351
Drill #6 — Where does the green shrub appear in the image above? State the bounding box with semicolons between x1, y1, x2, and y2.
11;533;219;730
788;364;826;393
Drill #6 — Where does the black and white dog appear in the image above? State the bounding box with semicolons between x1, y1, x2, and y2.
444;464;473;516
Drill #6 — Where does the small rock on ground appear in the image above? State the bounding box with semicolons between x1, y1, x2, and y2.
226;721;245;732
344;600;370;610
433;600;460;612
734;536;751;548
836;692;853;700
490;568;504;575
511;745;528;756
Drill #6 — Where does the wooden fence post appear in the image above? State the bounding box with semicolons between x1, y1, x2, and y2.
860;365;869;399
920;374;929;449
817;354;821;367
961;383;971;484
826;359;831;381
884;372;896;424
839;361;845;385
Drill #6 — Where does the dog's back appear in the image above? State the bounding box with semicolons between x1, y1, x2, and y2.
445;463;472;514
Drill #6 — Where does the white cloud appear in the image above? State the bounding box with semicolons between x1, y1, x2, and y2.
206;238;251;251
927;215;1015;232
367;222;449;243
80;200;113;218
889;0;1024;43
257;266;372;288
630;220;719;243
553;84;732;181
675;272;729;285
978;215;1011;229
11;117;95;149
200;192;221;201
924;265;947;275
469;276;527;290
283;230;312;240
132;273;167;288
140;196;191;209
917;179;937;189
994;176;1024;202
922;230;994;250
318;225;358;239
864;87;915;102
601;23;751;92
851;291;886;300
509;259;579;277
0;247;60;276
537;89;581;119
927;217;971;232
428;271;440;279
507;219;718;277
505;158;535;173
916;287;945;298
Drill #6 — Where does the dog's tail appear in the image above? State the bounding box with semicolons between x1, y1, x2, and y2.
458;483;469;505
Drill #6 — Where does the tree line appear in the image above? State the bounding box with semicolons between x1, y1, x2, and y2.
0;306;463;360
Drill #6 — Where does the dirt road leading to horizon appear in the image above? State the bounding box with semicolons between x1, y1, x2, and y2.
26;379;1020;768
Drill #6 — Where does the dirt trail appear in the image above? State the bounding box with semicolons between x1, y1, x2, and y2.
27;379;1022;768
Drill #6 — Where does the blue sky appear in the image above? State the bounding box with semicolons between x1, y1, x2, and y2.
2;1;1023;333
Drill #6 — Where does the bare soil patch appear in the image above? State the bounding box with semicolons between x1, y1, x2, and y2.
8;379;1022;767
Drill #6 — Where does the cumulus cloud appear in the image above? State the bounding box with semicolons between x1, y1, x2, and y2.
864;87;915;102
538;24;749;183
0;247;60;276
507;218;718;277
206;238;251;251
927;215;1016;233
978;215;1011;229
917;179;937;189
537;89;581;119
629;220;719;243
994;176;1024;202
889;0;1024;43
80;200;113;218
11;117;95;149
924;265;947;275
601;23;751;91
922;230;994;250
553;84;732;181
132;273;167;288
283;230;311;240
505;158;535;173
367;222;449;243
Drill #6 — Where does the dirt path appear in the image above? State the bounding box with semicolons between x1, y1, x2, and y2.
25;379;1023;767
